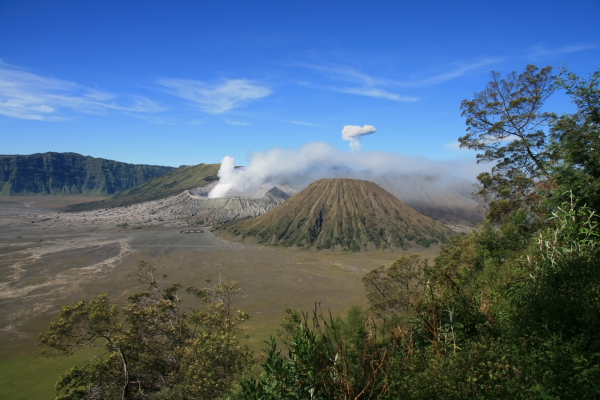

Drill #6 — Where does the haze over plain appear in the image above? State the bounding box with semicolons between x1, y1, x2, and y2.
1;0;598;173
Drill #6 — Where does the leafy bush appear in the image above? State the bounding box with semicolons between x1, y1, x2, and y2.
40;262;253;400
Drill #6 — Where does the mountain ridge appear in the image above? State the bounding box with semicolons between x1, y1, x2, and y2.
0;152;174;196
65;163;220;211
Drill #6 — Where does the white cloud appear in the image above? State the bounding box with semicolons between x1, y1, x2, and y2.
396;58;500;87
156;78;272;114
0;61;164;121
207;141;489;197
341;124;377;150
290;120;321;127
530;44;598;58
291;63;418;102
226;120;250;126
338;87;417;101
290;59;500;101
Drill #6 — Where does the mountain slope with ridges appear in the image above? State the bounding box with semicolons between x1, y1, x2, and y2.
65;163;220;211
216;178;454;251
0;152;174;196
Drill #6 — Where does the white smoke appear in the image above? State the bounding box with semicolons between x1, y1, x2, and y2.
341;125;377;150
207;155;236;198
208;143;335;198
207;142;489;198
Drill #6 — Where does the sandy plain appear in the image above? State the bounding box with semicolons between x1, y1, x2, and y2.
0;195;443;399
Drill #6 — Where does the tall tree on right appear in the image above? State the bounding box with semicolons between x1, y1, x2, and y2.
459;65;555;221
549;68;600;210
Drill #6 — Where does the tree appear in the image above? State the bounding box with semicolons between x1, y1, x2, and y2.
362;254;426;315
40;261;252;400
549;68;600;210
39;292;130;400
459;65;556;221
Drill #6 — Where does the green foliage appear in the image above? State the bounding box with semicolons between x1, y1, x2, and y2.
54;357;122;400
373;196;599;398
376;67;600;398
459;65;555;222
459;64;554;175
549;68;600;211
40;261;252;400
356;194;600;398
239;305;397;399
363;254;426;315
507;195;600;338
385;335;600;399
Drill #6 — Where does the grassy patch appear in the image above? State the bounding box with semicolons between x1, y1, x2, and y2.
0;351;98;400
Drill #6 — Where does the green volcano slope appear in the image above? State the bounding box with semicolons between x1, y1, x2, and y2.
65;163;220;212
217;178;454;251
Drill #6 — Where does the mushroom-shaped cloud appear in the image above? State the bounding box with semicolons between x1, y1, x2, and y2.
341;125;377;150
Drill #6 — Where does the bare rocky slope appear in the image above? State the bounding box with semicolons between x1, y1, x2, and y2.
27;184;291;229
216;178;454;251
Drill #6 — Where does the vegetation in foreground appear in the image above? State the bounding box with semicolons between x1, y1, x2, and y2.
41;65;600;398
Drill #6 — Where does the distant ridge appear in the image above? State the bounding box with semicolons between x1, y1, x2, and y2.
65;163;220;212
0;152;174;196
216;178;453;251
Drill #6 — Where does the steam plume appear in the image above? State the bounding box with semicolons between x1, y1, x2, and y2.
207;142;488;198
341;125;377;150
208;156;235;198
208;143;334;198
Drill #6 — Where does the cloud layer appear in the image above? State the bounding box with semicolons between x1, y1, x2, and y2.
207;142;489;198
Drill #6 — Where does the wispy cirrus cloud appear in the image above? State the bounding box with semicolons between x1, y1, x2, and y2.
0;61;163;121
290;58;499;101
225;119;250;126
291;63;418;102
530;44;598;58
290;120;321;127
396;58;500;87
156;78;272;114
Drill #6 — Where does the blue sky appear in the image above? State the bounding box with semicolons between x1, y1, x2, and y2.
0;0;598;170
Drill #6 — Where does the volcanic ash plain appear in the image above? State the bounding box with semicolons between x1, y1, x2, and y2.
1;193;426;361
